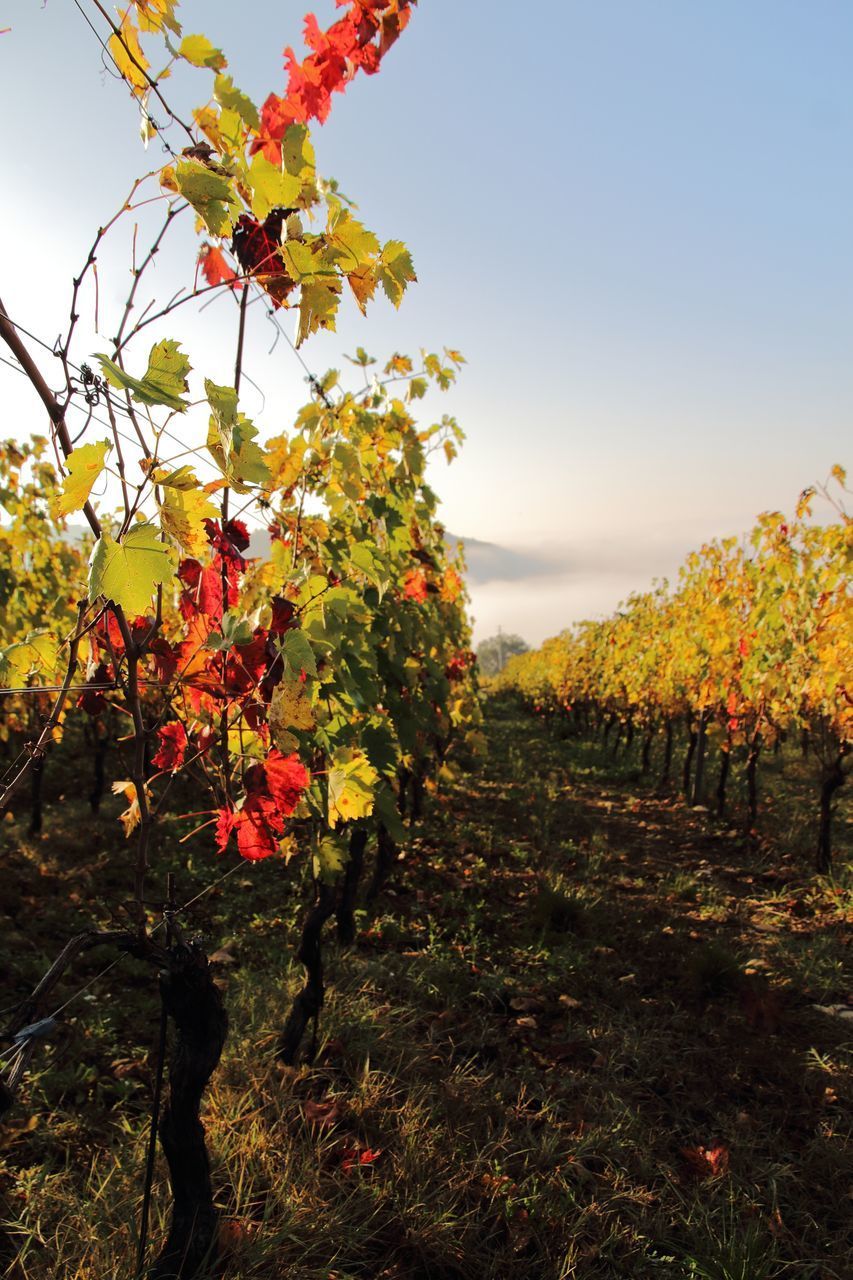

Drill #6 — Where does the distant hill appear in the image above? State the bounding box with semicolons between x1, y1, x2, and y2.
444;535;563;585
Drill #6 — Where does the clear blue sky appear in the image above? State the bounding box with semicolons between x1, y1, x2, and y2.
2;1;851;641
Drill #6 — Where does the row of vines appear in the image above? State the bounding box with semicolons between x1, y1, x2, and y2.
498;481;851;872
0;3;483;1276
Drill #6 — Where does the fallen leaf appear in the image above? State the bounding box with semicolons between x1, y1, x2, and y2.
303;1098;343;1127
340;1144;382;1173
509;995;544;1013
680;1143;730;1178
812;1004;853;1022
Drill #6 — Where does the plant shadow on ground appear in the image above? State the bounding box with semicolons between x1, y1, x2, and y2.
0;698;851;1278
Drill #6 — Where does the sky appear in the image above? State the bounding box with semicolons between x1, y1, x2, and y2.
1;0;850;644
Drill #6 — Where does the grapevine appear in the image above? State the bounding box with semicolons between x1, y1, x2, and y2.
0;3;481;1273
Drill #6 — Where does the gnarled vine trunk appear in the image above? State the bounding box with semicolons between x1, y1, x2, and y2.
682;719;698;799
151;942;228;1280
658;719;674;789
691;712;708;806
745;735;762;831
641;729;653;775
336;827;368;945
816;745;849;874
716;744;730;815
29;754;44;835
367;822;398;903
278;880;336;1065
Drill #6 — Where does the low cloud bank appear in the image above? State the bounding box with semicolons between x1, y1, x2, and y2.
448;531;693;590
449;531;708;646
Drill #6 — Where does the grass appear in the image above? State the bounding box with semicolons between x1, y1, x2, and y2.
0;698;851;1278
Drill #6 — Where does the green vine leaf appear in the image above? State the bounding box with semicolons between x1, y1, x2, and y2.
205;379;270;491
174;159;240;236
88;523;175;615
97;340;191;413
214;74;260;130
248;153;302;221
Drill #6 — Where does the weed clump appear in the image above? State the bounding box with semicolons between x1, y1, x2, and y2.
687;942;744;999
533;877;587;939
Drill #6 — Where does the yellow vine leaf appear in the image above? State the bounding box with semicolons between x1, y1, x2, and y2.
109;10;149;98
296;279;341;347
269;678;315;745
377;240;416;307
179;34;227;71
0;631;60;686
53;440;111;519
327;748;378;828
132;0;181;35
111;779;152;837
157;477;218;556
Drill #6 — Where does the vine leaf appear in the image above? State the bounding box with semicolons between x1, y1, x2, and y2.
214;74;260;130
198;243;242;289
108;10;148;98
313;833;349;882
269;677;315;742
297;279;341;346
248;153;301;221
377;241;416;306
264;749;310;814
282;629;317;678
179;34;227;71
97;340;191;413
205;379;270;490
152;722;188;773
174;159;241;236
0;631;59;685
327;748;378;827
282;123;315;177
53;439;111;518
329;212;380;271
134;0;181;36
89;522;175;615
157;483;218;556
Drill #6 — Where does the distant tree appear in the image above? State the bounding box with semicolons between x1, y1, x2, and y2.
477;631;529;677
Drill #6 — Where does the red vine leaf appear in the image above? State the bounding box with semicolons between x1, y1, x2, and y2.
199;244;243;290
340;1144;382;1173
403;568;428;602
231;212;296;308
152;722;188;773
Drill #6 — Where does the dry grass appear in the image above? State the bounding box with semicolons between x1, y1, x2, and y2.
1;701;851;1278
